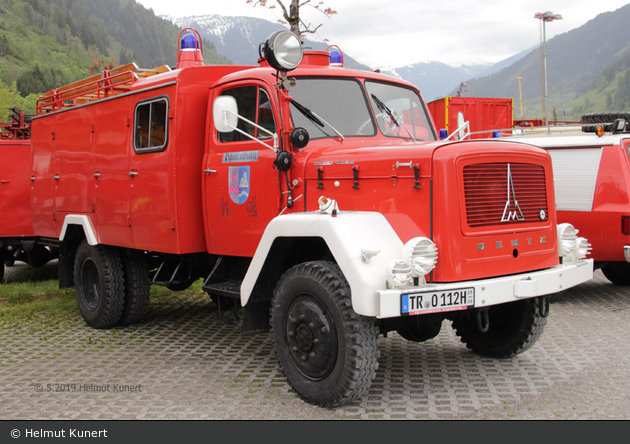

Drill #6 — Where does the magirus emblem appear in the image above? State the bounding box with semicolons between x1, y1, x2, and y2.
501;164;525;222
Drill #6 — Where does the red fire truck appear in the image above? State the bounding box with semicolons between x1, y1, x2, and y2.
504;114;630;285
0;29;593;407
0;107;58;275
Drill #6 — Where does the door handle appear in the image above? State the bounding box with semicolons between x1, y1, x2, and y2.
204;168;217;176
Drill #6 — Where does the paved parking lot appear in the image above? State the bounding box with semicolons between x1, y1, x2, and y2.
1;263;629;420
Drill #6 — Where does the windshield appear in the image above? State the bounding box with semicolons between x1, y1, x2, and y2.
365;81;436;141
289;77;375;139
288;77;435;141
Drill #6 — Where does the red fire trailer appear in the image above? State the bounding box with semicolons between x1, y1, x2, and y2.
428;96;514;139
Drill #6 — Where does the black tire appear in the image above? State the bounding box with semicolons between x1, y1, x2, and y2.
582;112;630;125
165;279;194;291
0;263;4;282
451;298;547;359
74;240;125;329
119;249;151;325
271;261;380;407
601;262;630;286
396;314;442;342
27;245;55;268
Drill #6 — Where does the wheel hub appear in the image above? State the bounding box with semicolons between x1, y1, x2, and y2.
286;296;338;380
80;258;100;310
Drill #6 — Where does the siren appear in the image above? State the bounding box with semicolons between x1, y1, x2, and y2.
327;45;344;67
176;28;204;69
181;34;198;50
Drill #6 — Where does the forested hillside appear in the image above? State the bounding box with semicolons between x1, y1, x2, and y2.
460;4;630;120
0;0;230;119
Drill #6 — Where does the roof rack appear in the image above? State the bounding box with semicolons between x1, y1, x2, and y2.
35;63;171;115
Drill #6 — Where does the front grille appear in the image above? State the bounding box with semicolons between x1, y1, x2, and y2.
463;163;548;228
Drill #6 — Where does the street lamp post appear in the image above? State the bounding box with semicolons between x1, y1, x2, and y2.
534;11;562;127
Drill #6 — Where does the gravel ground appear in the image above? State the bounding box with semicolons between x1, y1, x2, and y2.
0;262;628;420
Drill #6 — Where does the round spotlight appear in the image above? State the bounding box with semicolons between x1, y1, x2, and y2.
261;30;303;71
402;237;438;277
575;237;591;260
557;223;578;257
387;260;413;289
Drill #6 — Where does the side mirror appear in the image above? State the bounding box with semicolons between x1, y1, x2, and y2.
213;96;238;133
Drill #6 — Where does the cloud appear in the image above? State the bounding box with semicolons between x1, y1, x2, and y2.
137;0;630;68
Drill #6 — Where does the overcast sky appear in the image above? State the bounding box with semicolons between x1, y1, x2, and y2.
136;0;630;68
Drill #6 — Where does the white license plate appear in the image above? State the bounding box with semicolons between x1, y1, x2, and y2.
401;288;475;315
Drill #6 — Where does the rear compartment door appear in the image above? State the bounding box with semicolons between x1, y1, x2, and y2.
127;95;176;252
54;109;95;213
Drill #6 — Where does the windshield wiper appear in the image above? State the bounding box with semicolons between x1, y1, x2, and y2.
290;99;344;142
370;94;416;141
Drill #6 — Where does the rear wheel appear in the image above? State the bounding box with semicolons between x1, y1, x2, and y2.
74;241;125;329
601;262;630;286
451;298;547;359
119;249;150;325
271;261;380;407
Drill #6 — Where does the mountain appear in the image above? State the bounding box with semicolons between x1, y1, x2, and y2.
0;0;229;98
167;13;526;101
460;4;630;120
475;46;537;79
168;14;371;70
380;62;492;102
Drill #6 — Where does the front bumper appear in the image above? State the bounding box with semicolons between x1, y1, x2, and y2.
625;246;630;262
377;259;593;319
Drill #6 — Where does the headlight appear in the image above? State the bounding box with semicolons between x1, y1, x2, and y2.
401;237;438;277
575;237;592;260
387;260;413;289
557;223;578;257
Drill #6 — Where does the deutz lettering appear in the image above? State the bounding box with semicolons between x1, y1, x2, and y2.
478;237;546;251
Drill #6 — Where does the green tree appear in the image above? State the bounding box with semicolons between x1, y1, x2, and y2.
16;61;72;96
0;80;25;122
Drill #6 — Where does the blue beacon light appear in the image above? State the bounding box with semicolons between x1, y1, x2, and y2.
181;34;197;50
327;45;344;67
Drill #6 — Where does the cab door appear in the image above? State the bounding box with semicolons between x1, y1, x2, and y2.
203;83;280;257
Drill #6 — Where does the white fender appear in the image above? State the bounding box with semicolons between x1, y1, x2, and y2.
59;215;99;246
241;211;404;317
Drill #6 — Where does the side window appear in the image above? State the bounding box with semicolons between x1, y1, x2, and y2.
134;97;168;153
219;86;276;142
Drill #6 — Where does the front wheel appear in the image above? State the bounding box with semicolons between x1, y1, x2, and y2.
451;298;547;359
271;261;380;407
74;241;125;329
